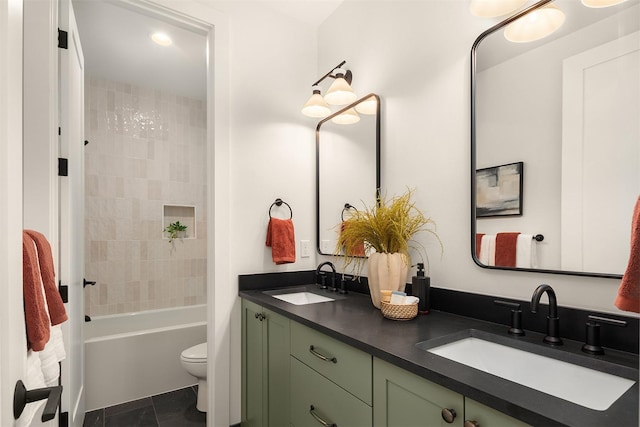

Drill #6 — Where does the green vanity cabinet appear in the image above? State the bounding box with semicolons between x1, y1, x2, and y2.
241;299;291;427
373;357;531;427
374;357;464;427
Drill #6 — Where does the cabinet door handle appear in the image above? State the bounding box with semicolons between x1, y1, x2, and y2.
309;345;337;363
254;313;265;321
464;421;480;427
441;408;457;423
309;405;337;427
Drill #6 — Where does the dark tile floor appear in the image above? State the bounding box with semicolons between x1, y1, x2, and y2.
83;386;206;427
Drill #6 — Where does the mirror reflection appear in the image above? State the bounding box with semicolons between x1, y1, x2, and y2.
317;94;380;256
472;0;639;277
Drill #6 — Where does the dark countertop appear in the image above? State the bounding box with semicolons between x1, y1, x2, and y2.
240;284;639;427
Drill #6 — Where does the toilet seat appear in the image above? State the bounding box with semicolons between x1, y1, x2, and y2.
181;342;207;363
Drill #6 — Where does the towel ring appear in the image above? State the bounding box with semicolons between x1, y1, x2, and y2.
341;203;359;222
269;198;293;219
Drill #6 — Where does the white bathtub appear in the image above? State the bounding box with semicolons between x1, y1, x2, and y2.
84;305;207;411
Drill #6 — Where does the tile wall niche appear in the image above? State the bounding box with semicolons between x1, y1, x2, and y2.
84;75;207;316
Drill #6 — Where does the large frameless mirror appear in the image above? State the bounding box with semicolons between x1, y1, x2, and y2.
471;0;639;278
316;94;380;256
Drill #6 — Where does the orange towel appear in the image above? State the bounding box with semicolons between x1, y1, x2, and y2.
615;196;640;313
475;233;484;259
266;218;296;264
24;230;68;325
340;221;365;257
23;232;50;351
495;232;520;267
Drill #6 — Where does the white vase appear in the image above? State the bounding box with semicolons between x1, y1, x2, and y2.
367;253;409;308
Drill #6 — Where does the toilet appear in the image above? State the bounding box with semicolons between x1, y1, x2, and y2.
180;342;207;412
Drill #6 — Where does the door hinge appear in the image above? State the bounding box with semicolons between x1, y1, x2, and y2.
58;29;68;49
59;411;68;427
58;158;68;177
58;281;68;304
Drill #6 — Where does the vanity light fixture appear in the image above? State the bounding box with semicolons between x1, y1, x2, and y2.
324;68;357;105
469;0;527;17
151;32;172;46
354;95;378;115
301;85;332;118
331;108;360;125
302;60;357;118
581;0;627;7
504;3;565;43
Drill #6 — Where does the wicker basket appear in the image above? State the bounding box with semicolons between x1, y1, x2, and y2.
380;301;418;321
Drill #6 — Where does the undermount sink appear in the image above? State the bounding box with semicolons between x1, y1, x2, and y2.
263;286;346;305
418;330;637;411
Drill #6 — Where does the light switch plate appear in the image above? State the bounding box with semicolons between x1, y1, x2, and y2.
300;240;311;258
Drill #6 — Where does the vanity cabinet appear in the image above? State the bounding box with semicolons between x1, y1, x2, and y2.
241;299;290;427
290;321;373;427
373;357;530;427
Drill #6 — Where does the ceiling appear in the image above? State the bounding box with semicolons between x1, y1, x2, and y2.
72;0;344;100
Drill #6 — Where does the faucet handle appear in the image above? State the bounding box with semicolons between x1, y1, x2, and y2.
582;315;627;355
494;300;525;336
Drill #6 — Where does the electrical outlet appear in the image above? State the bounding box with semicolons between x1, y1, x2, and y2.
321;240;332;253
300;240;311;258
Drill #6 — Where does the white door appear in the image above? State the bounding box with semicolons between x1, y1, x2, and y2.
58;0;85;425
0;0;26;425
562;32;640;274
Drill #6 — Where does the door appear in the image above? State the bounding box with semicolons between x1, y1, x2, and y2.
58;0;85;425
0;0;26;425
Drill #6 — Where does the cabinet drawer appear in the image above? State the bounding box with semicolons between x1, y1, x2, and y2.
291;322;372;404
465;398;531;427
291;356;372;427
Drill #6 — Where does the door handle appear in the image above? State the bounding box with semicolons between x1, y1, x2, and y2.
83;278;96;288
13;380;62;422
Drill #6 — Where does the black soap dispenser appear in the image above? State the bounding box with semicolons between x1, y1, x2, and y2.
412;263;430;314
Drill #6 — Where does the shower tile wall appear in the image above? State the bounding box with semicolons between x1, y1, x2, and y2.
84;75;207;316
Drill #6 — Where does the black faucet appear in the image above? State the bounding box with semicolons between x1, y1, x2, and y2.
316;261;337;291
531;284;563;346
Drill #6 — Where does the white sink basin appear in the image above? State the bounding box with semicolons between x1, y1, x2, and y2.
427;336;636;411
270;292;335;305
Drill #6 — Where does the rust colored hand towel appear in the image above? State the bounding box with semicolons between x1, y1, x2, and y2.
340;221;366;257
495;232;520;267
23;232;50;351
24;230;68;325
475;233;484;260
266;218;296;264
615;196;640;313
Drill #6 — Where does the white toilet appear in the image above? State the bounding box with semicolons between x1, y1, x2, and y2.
180;342;207;412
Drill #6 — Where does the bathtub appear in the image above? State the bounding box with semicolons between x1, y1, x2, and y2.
84;304;207;411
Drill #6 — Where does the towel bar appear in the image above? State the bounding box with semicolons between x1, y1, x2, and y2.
269;198;293;219
341;203;358;221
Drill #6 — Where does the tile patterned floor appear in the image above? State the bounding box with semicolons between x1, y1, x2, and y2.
83;386;206;427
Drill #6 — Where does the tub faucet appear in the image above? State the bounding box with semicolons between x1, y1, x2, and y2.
316;261;337;291
531;284;563;346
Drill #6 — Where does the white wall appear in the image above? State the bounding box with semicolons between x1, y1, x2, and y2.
315;0;632;315
217;2;320;424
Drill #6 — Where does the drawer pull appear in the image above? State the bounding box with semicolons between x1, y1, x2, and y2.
464;421;480;427
441;408;457;423
309;405;337;427
309;345;337;363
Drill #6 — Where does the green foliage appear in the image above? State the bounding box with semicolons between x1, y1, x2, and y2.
164;221;188;243
336;189;442;275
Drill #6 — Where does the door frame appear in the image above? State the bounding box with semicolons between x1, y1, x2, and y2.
0;0;25;425
103;1;231;425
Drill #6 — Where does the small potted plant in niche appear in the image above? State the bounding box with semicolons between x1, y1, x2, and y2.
336;188;442;308
164;221;188;244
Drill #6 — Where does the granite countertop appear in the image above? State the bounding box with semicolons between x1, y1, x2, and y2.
240;284;639;427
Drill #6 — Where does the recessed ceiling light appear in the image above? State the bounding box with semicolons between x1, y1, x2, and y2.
151;32;172;46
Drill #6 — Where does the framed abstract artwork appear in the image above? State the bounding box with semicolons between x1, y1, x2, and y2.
476;162;523;217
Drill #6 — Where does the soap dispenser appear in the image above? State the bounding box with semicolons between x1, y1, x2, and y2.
411;263;430;314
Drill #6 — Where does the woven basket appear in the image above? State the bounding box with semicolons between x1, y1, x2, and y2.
380;301;418;321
